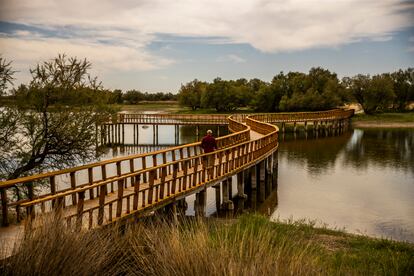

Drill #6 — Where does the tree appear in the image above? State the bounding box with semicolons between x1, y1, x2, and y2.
345;74;395;114
178;79;205;110
390;68;414;111
123;90;144;104
363;74;395;114
1;54;112;182
0;56;15;96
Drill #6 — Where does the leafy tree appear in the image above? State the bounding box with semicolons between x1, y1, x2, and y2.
0;56;15;96
363;74;395;114
110;89;123;104
123;90;144;104
390;68;414;111
201;78;244;112
345;74;396;114
178;79;205;110
1;54;112;182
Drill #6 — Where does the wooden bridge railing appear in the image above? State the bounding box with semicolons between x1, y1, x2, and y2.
0;117;249;227
107;109;353;125
252;109;354;123
14;115;278;229
112;113;230;125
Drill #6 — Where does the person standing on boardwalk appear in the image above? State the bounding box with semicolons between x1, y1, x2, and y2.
201;130;217;177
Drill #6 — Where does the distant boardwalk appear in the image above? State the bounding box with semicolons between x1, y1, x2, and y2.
0;109;353;258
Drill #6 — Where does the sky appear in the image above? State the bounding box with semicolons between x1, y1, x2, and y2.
0;0;413;93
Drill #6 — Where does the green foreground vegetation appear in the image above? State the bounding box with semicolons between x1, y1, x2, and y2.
1;214;413;275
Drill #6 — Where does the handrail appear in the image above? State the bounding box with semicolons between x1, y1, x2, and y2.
252;109;354;123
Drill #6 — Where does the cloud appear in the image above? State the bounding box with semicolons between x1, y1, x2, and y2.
370;36;393;42
0;34;174;85
1;0;412;52
217;54;246;63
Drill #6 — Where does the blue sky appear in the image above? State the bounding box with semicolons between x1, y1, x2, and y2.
0;0;413;93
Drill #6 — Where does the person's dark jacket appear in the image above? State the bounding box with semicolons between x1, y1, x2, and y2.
201;135;217;153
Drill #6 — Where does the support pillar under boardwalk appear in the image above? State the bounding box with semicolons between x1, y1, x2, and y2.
265;155;273;196
237;172;247;199
221;178;234;212
213;183;221;214
258;160;266;203
194;189;206;217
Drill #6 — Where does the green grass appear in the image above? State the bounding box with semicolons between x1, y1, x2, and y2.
2;213;413;275
353;112;414;123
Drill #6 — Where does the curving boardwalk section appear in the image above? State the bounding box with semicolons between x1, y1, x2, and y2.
0;109;353;257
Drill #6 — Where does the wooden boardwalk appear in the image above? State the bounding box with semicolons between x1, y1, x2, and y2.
0;109;354;258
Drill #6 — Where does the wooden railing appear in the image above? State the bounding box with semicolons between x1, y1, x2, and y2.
252;109;354;123
0;116;249;226
112;113;229;125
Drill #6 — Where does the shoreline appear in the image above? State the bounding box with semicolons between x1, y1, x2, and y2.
352;121;414;128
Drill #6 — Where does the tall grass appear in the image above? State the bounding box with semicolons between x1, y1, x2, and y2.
1;214;413;275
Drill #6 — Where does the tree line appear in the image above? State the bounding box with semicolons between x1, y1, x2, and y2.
178;67;414;114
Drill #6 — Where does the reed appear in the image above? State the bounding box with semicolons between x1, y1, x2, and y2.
1;214;413;275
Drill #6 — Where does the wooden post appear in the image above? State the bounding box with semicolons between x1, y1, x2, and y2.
77;191;85;228
237;172;245;197
116;179;124;218
122;124;125;144
116;161;123;217
88;168;94;199
222;179;229;207
148;170;155;204
98;183;106;225
228;177;233;200
214;184;221;212
160;167;167;199
172;202;178;225
182;161;188;190
250;165;257;190
171;163;178;195
192;158;199;187
142;157;147;183
198;189;206;217
133;175;141;210
70;172;77;205
50;175;56;207
1;188;8;227
152;155;158;179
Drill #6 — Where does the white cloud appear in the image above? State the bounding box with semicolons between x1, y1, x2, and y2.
0;35;174;86
370;36;393;42
1;0;412;52
217;54;246;63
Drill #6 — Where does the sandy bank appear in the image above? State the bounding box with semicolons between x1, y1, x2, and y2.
353;121;414;128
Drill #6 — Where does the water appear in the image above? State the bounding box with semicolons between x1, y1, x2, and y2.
104;125;414;242
272;128;414;242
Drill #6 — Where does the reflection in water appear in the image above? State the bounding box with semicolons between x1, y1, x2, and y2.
344;129;414;175
272;128;414;243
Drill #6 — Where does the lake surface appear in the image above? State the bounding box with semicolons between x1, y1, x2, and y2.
272;128;414;243
102;124;414;243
